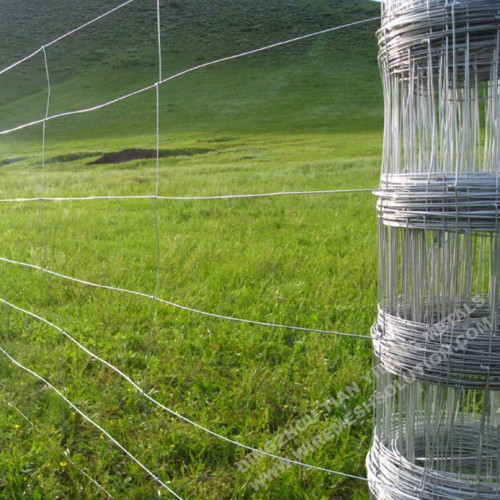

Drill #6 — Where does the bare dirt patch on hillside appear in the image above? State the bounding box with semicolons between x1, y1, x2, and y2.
88;148;212;165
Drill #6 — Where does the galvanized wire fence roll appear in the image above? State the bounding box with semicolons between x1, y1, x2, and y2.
376;226;500;325
368;373;500;499
379;0;500;80
367;420;500;500
371;308;500;389
373;222;500;388
369;0;500;498
379;0;500;177
376;174;500;231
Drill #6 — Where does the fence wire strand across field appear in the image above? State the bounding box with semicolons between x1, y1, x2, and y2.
0;297;402;497
0;17;381;137
0;0;138;76
0;3;383;497
0;256;371;340
0;344;184;500
0;189;375;204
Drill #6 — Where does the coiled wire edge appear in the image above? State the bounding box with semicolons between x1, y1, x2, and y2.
367;418;500;500
372;302;500;389
376;174;500;231
379;0;500;79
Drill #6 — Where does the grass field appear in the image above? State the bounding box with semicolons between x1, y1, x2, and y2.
0;1;383;498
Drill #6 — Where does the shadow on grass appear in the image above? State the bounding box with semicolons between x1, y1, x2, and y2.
88;148;214;165
0;157;27;167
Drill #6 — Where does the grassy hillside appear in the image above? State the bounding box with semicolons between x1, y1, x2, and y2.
0;1;383;498
0;0;381;134
0;0;379;65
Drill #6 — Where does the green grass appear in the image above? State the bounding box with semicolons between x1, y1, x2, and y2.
0;1;383;498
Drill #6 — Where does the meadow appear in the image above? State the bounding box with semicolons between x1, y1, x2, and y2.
0;0;383;498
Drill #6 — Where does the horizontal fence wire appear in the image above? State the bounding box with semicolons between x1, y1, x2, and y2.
0;16;381;137
0;3;384;496
0;343;184;500
0;0;138;76
0;256;371;340
0;189;376;203
6;254;489;356
3;254;498;357
0;294;402;494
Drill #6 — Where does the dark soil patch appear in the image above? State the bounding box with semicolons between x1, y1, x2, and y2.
202;137;233;143
88;148;212;165
48;152;104;163
0;157;26;167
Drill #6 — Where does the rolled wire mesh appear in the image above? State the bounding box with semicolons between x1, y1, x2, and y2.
367;373;500;499
369;0;500;498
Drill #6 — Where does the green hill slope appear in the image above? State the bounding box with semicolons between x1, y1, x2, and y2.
1;0;379;66
0;1;382;499
0;0;381;140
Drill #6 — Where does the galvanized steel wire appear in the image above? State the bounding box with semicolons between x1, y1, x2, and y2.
369;1;500;498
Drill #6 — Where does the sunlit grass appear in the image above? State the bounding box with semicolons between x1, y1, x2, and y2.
0;1;382;498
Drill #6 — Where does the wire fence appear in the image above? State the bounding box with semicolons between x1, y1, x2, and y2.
369;0;500;497
0;1;383;497
0;189;375;204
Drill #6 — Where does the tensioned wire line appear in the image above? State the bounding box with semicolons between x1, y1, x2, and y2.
0;256;371;340
4;254;483;355
0;16;381;137
0;7;381;495
0;344;184;500
0;189;375;203
0;0;137;76
3;255;492;359
1;398;114;499
11;11;373;344
40;46;51;268
0;295;401;494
